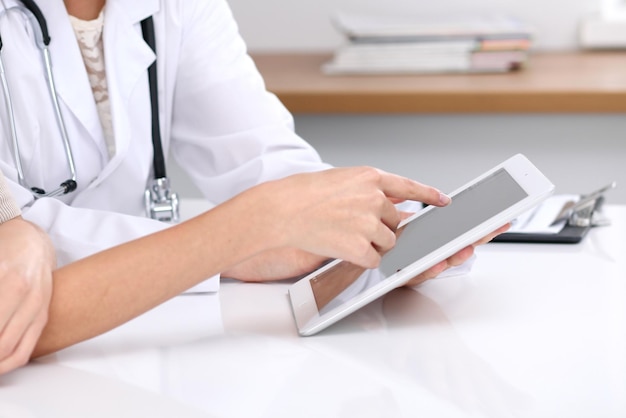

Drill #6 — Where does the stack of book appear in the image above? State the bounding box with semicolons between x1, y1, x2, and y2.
323;13;534;75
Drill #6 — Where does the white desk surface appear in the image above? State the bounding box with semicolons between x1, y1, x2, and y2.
1;206;625;418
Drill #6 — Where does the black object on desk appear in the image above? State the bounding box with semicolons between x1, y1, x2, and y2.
492;222;594;244
492;185;613;244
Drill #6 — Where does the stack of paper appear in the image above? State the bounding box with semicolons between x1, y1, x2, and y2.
323;13;534;75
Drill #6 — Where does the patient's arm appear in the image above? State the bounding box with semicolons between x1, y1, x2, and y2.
32;194;269;358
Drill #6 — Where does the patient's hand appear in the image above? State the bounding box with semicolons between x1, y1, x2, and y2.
0;218;55;375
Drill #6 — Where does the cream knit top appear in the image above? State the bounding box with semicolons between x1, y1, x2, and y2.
0;171;20;223
69;10;115;159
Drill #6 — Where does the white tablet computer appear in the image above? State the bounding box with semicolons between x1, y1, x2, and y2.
288;154;555;336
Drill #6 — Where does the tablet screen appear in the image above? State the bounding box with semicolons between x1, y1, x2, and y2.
310;168;528;315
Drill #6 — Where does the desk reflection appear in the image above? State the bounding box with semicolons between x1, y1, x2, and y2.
304;287;532;418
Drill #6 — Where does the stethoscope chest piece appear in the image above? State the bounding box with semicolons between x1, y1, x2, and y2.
141;16;179;223
144;177;179;223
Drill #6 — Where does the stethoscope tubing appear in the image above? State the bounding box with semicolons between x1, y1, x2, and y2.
42;46;78;190
0;1;77;197
0;52;24;186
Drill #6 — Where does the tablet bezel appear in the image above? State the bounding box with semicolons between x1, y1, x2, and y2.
288;153;555;336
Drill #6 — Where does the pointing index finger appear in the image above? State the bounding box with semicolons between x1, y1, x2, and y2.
378;170;451;207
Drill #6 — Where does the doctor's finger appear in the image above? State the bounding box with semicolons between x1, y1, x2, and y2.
404;245;476;287
442;245;476;269
379;195;402;232
370;217;399;256
378;171;450;207
341;239;382;270
472;224;511;247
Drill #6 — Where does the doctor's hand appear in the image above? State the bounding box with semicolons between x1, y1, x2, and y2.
223;166;451;282
0;218;55;375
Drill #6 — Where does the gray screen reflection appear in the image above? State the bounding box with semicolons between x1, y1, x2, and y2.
312;169;527;315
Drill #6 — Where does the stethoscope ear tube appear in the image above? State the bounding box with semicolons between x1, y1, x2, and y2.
140;16;167;180
17;0;49;45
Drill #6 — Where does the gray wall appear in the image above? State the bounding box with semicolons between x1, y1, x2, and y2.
170;114;625;204
294;114;625;204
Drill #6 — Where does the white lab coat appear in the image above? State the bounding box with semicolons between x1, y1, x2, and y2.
0;0;330;280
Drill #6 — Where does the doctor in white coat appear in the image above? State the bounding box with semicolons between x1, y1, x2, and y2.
0;0;332;287
0;0;506;375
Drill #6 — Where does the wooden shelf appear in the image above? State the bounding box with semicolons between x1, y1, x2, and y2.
251;52;626;113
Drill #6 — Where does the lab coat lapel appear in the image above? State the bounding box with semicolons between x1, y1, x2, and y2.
39;0;106;158
95;0;158;181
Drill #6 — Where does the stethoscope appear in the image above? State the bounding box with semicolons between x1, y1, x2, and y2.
0;0;76;198
0;1;179;221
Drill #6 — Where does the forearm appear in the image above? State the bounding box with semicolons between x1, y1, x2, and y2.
31;166;452;358
32;193;273;358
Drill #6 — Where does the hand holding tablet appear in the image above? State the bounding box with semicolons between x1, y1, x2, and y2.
271;166;454;269
288;154;555;336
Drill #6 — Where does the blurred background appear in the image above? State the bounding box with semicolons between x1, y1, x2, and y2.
170;0;626;204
